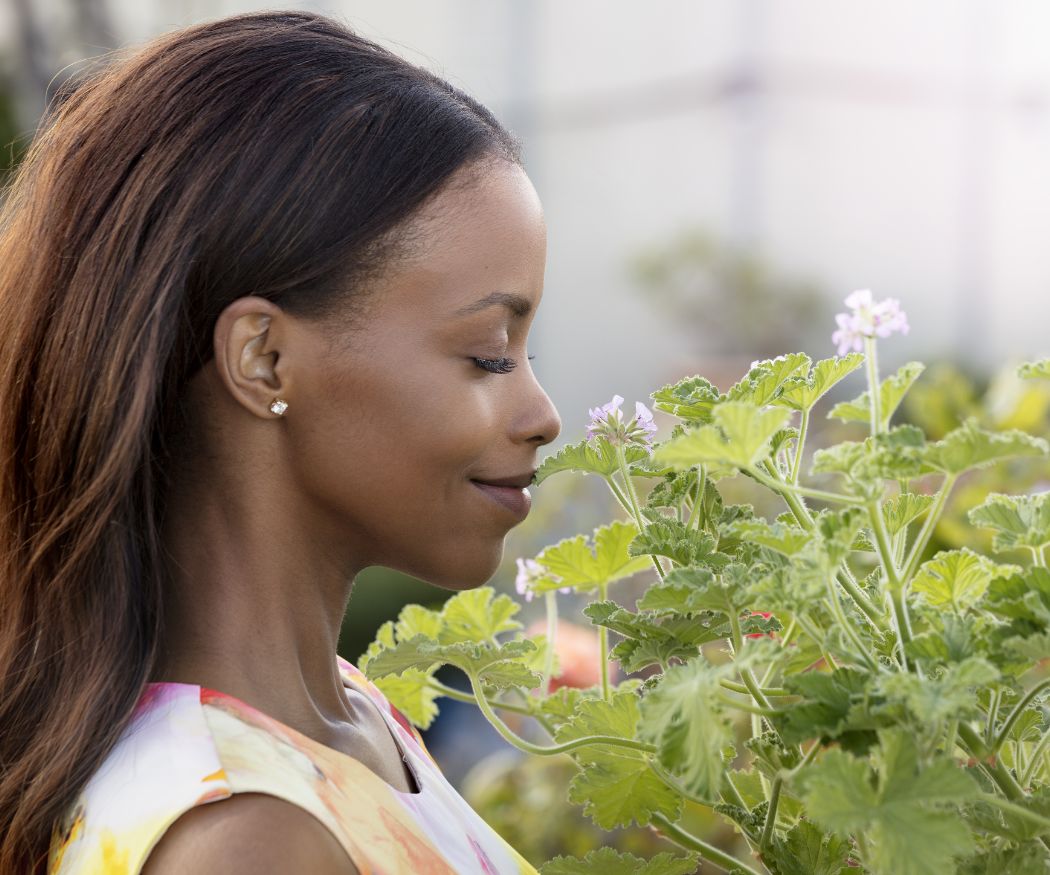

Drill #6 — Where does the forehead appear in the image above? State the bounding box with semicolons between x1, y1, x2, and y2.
375;161;547;325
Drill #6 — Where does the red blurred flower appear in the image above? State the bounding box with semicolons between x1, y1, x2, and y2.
525;619;617;693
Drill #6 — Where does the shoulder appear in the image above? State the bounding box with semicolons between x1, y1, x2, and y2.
141;793;359;875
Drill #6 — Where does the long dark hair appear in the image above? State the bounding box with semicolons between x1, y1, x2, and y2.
0;11;522;872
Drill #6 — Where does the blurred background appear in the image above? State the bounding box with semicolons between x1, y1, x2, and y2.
4;1;1050;868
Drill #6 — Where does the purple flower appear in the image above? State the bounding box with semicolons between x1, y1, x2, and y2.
586;394;658;451
831;289;909;355
515;557;570;603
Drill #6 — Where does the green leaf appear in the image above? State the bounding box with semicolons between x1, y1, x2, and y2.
827;361;925;431
393;603;445;642
882;492;934;537
811;426;926;499
958;843;1050;875
771;818;855;875
1018;358;1050;381
777;668;873;745
910;548;1022;612
531;520;653;596
726;353;812;406
437;587;522;644
539;847;699;875
534;436;652;484
627;518;730;569
774;352;865;413
921;418;1049;476
875;657;999;723
650;374;723;423
723;517;813;557
637;657;738;799
798;731;979;875
365;634;541;690
969;491;1050;554
358;620;443;729
555;691;683;829
652;402;792;470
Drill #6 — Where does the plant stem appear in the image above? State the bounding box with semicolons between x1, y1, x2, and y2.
650;812;767;875
987;689;1003;747
867;499;913;670
614;445;666;581
790;409;810;484
864;336;882;436
748;465;865;507
685;464;706;531
425;679;534;717
717;692;781;718
900;474;957;584
1021;730;1050;787
978;793;1050;831
994;678;1050;751
823;570;881;672
1029;545;1047;568
541;590;558;696
720;678;792;697
759;776;782;850
729;611;774;713
598;581;610;700
761;461;884;630
467;672;656;757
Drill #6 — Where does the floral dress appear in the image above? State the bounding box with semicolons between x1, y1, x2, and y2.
48;655;539;874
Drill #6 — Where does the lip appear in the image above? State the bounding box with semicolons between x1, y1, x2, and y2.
470;480;532;519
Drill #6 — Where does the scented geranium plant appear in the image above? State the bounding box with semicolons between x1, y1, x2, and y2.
360;291;1050;875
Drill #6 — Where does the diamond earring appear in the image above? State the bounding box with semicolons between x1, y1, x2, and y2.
269;397;289;416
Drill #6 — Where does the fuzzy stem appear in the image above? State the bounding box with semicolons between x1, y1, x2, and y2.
540;589;558;695
1021;730;1050;787
650;813;767;875
467;672;656;757
598;581;610;700
748;465;865;507
994;678;1050;751
864;336;882;436
615;445;666;581
790;409;810;485
901;475;957;584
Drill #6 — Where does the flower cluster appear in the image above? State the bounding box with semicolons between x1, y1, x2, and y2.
585;394;658;451
515;557;571;603
831;288;909;355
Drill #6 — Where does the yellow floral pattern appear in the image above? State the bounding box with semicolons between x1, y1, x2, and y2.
49;656;538;874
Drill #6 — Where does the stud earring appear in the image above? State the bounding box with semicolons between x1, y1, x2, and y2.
269;397;289;416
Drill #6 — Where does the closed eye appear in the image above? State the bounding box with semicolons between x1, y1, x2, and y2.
472;354;535;374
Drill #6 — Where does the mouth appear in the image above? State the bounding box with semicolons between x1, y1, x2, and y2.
470;479;532;519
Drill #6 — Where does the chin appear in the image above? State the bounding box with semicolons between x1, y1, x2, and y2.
395;542;506;592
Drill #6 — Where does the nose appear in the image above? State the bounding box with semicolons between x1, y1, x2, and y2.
521;366;561;448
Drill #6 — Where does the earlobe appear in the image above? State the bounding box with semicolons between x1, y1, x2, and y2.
214;299;288;418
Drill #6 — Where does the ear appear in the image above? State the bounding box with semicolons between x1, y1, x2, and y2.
212;296;290;418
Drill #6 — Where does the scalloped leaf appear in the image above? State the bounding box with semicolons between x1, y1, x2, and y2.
652;402;792;470
726;353;812;406
910;548;1022;612
649;374;722;423
827;361;925;431
531;519;653;596
968;491;1050;554
774;352;865;413
534;436;651;485
921;418;1048;476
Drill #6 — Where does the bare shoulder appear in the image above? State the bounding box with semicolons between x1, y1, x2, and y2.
140;792;359;875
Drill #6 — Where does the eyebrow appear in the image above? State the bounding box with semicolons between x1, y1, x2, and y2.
452;292;533;319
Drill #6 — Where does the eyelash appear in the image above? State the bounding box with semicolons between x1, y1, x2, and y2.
472;354;536;374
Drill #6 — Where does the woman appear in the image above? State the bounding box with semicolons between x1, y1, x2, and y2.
0;10;561;874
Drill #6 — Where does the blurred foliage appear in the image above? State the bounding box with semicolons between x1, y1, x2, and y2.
900;359;1050;564
0;70;29;183
461;748;743;871
628;228;826;358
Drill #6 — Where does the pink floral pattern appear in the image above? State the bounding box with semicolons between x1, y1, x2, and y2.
48;655;538;874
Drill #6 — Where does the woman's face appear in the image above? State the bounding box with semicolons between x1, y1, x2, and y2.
283;159;561;589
